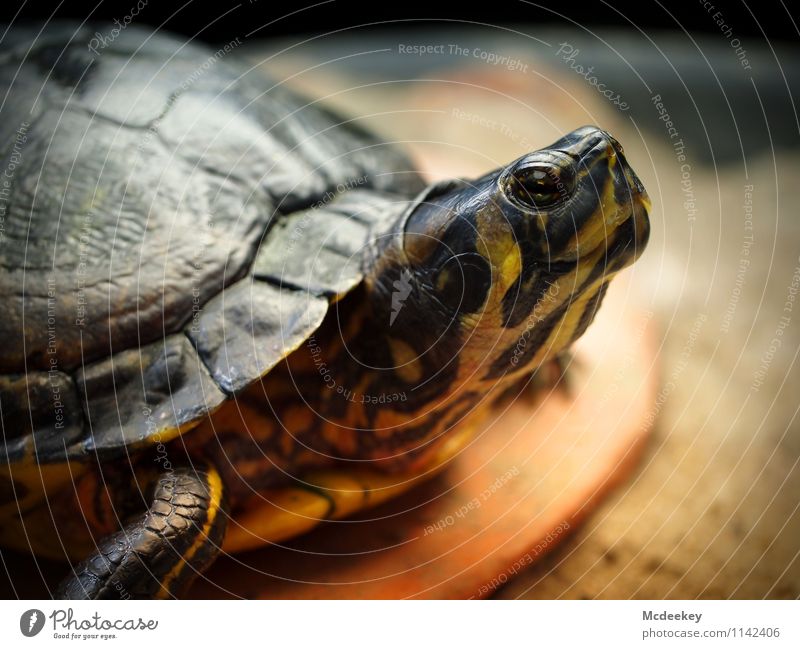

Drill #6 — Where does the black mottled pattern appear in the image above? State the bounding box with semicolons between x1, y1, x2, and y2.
485;298;573;380
569;282;609;345
501;259;578;330
435;252;493;315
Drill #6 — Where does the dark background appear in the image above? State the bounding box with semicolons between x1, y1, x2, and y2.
2;1;798;164
2;0;797;41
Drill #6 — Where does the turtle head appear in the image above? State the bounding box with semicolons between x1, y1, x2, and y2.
367;125;650;387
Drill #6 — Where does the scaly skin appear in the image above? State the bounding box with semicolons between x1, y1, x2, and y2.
27;126;649;598
55;467;226;600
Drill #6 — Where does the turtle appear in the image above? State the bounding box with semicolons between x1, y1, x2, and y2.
0;24;650;599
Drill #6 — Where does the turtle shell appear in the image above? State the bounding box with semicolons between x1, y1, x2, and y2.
0;24;426;464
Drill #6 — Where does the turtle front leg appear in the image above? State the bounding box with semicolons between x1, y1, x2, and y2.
496;353;575;406
534;352;575;395
55;465;227;599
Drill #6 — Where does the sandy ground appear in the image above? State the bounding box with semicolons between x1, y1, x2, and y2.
252;45;800;598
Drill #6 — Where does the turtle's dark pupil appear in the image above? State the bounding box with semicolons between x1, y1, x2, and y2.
507;162;575;208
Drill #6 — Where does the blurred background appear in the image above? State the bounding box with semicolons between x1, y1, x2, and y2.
1;1;798;598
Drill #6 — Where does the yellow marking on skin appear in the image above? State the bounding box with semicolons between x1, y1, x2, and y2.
537;275;615;366
559;285;603;343
491;241;614;376
74;472;113;535
204;195;627;558
475;211;520;294
498;242;522;297
157;467;224;599
222;421;479;554
223;487;332;552
574;242;618;290
547;236;609;305
456;212;522;335
302;472;370;519
563;160;624;258
389;337;423;383
0;461;86;520
130;421;196;453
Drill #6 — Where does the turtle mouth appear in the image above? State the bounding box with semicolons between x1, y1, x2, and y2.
547;188;650;271
610;151;651;268
585;188;650;274
603;201;650;270
555;130;650;269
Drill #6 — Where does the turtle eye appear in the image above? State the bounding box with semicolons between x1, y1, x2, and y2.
504;162;576;209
